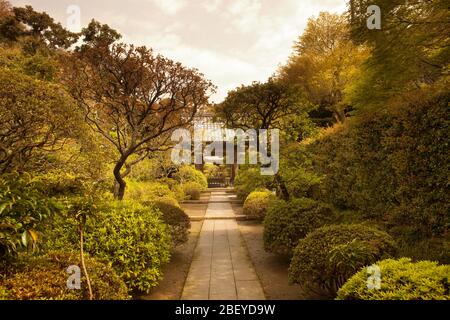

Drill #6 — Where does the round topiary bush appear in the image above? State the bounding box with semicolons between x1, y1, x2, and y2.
243;189;275;220
173;166;208;190
289;224;397;297
337;258;450;300
152;199;191;246
0;251;129;300
84;201;172;294
263;198;334;255
182;182;202;200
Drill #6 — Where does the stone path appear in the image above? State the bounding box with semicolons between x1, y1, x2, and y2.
181;191;265;300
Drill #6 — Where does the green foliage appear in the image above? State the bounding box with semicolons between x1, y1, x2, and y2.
348;0;449;111
0;5;78;51
281;12;368;123
289;224;396;297
263;198;334;255
152;199;190;246
278;143;322;199
0;46;58;81
215;77;305;130
234;167;272;201
307;89;450;243
182;182;202;200
83;201;171;293
0;173;59;259
157;178;185;202
337;258;450;300
0;251;129;300
0;66;83;173
45;200;172;294
125;180;177;203
203;164;228;179
243;190;275;221
174;166;208;190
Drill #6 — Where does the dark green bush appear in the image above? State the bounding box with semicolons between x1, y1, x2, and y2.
173;166;208;190
289;224;396;297
263;198;334;255
337;258;450;300
45;200;172;294
182;182;202;200
243;189;275;220
0;173;60;259
307;90;450;243
152;199;190;246
234;167;272;201
83;201;171;293
278;143;322;199
0;251;129;300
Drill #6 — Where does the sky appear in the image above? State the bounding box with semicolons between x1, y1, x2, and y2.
10;0;347;102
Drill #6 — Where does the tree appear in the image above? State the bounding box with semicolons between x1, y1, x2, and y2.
63;26;215;200
346;0;450;110
280;12;368;123
0;5;78;52
215;78;309;199
0;0;11;18
0;66;83;174
216;77;303;130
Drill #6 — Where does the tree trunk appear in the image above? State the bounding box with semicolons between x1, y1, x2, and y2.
79;222;93;300
113;158;127;200
275;173;289;201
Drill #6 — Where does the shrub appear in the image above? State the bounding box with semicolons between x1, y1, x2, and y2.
157;178;185;202
173;166;208;190
126;180;176;202
182;182;202;200
0;251;129;300
152;199;190;246
289;224;396;297
0;173;60;259
337;258;450;300
307;90;450;242
234;167;272;201
263;198;334;255
84;201;171;293
243;189;275;220
204;164;227;179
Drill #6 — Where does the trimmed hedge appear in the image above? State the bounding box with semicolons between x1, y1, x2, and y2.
152;199;191;246
182;182;202;200
337;258;450;300
263;198;334;255
174;166;208;190
289;224;396;297
307;90;450;243
243;189;275;220
84;201;171;293
234;167;272;201
0;251;129;300
42;199;172;294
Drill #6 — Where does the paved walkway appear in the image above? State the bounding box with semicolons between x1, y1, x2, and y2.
181;191;265;300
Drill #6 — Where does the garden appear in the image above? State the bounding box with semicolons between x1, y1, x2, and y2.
0;0;449;301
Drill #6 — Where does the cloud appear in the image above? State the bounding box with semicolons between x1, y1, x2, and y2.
227;0;262;33
10;0;348;102
202;0;222;13
148;0;187;16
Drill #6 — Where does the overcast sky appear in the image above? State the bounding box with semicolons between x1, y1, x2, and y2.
11;0;347;102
